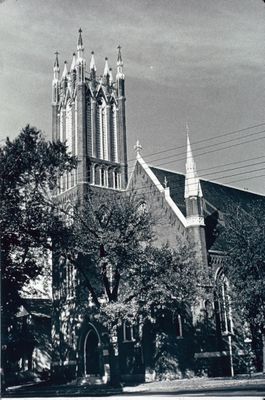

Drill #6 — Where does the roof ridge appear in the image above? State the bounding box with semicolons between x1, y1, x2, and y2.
148;164;265;198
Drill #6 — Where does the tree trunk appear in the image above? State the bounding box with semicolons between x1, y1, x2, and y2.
262;332;265;374
108;327;121;388
109;343;121;387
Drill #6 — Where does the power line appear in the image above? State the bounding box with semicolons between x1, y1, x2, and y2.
124;164;265;198
126;122;265;164
226;173;265;186
141;133;265;173
199;155;265;173
202;160;265;178
58;136;265;197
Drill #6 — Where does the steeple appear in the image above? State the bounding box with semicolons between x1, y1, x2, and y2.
52;52;60;106
90;51;96;71
109;68;113;85
71;52;76;71
184;125;207;266
53;51;60;79
103;57;110;77
184;125;202;199
62;61;68;79
77;28;84;59
117;45;123;65
116;45;125;80
76;28;86;83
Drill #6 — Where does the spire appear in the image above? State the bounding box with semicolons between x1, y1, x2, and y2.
71;52;76;70
116;45;125;80
103;57;110;77
90;51;96;71
54;51;59;70
62;61;68;79
77;28;84;59
53;52;60;79
184;125;202;199
77;28;83;49
109;68;113;85
117;45;123;66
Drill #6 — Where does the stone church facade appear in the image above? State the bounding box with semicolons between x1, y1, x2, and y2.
50;30;263;383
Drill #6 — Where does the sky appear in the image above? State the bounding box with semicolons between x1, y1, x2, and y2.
0;0;264;193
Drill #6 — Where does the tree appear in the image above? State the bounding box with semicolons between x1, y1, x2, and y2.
224;201;265;373
0;125;77;382
58;191;203;383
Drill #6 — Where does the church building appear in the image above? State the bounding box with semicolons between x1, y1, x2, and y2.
50;29;263;383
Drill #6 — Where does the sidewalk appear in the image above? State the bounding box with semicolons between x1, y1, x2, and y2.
123;374;265;395
2;374;265;397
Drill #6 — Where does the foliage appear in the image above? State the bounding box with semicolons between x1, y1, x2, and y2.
0;125;77;313
223;201;265;333
154;332;182;380
61;190;203;330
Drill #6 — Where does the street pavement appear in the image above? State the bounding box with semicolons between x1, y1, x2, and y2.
2;375;265;398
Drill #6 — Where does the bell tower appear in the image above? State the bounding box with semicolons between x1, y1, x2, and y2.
51;30;128;197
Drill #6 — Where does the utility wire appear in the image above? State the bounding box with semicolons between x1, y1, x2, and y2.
126;128;265;174
125;122;265;164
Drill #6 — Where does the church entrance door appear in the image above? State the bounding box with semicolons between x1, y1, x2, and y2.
84;327;101;376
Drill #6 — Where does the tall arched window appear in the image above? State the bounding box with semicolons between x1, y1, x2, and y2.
100;167;105;186
94;165;100;185
96;100;103;159
108;167;113;188
102;101;109;161
114;170;119;189
215;269;233;334
110;104;118;162
66;101;73;154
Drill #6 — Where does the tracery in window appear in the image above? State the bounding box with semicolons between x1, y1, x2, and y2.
215;269;233;334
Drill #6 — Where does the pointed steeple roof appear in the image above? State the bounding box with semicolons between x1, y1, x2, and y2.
90;51;96;71
77;28;85;61
103;57;110;77
54;51;59;71
116;45;125;79
77;28;83;49
71;52;76;70
53;51;60;80
109;68;113;85
184;124;203;199
62;61;68;79
117;45;123;66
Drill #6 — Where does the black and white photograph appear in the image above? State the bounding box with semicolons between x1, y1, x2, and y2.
0;1;265;399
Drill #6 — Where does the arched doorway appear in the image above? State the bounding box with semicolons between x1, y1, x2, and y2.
84;326;101;376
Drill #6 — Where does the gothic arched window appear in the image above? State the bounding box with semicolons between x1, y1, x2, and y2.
215;269;233;335
108;167;113;188
66;101;73;154
110;104;118;162
100;167;105;187
114;170;119;189
94;165;100;185
96;101;103;159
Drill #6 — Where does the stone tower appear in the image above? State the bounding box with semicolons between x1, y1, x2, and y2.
51;29;128;199
51;30;128;383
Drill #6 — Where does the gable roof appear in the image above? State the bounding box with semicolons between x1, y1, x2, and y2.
150;165;264;216
149;165;265;251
